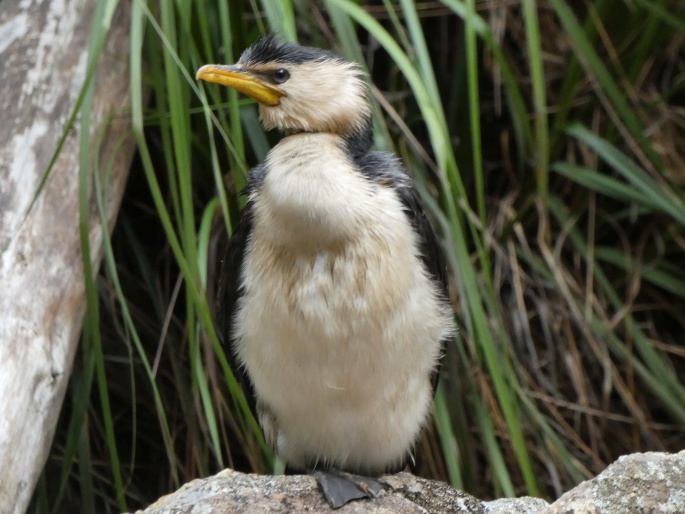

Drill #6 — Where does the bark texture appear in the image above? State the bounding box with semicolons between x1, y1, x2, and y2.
0;1;134;513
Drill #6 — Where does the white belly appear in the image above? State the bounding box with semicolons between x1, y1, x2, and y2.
231;134;453;473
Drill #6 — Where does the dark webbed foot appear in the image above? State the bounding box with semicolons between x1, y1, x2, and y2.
311;469;386;509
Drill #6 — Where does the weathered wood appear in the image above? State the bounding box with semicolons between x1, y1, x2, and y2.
0;1;134;513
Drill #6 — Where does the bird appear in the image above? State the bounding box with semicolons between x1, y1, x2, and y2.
196;34;455;509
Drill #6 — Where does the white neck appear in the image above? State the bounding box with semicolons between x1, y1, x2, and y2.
252;133;371;249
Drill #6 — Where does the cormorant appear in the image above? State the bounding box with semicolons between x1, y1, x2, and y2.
197;35;455;509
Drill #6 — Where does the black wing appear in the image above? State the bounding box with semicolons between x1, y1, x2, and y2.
217;201;253;345
216;165;265;415
358;152;451;392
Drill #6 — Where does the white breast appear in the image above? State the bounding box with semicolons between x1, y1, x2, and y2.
232;133;453;474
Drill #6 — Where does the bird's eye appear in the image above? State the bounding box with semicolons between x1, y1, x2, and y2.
273;68;290;84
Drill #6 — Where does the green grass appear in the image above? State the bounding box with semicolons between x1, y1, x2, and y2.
30;1;685;511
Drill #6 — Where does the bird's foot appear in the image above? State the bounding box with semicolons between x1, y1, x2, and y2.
311;469;386;509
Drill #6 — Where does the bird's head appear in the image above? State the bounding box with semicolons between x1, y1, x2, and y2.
196;35;371;140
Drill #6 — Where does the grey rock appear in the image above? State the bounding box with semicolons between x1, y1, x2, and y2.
543;450;685;514
135;470;485;514
484;497;550;513
133;451;685;514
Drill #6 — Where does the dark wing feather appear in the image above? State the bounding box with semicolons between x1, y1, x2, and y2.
216;201;253;345
216;165;265;416
358;152;451;393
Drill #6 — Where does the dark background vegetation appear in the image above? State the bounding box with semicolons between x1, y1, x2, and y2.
30;1;685;512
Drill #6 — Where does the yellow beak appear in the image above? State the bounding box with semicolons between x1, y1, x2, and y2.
196;64;286;106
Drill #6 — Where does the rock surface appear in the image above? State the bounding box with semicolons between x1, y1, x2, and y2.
135;451;685;513
136;471;489;514
484;497;551;514
542;450;685;514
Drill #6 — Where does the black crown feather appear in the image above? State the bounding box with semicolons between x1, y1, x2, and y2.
239;34;344;66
